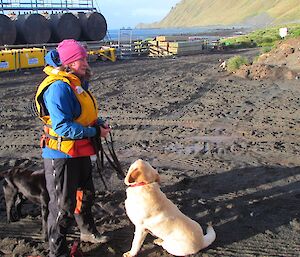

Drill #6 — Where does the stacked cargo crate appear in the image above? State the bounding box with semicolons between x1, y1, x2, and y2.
18;48;46;69
134;40;150;56
0;50;18;71
0;45;117;72
149;35;208;57
0;48;46;72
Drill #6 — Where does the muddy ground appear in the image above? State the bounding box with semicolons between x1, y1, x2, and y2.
0;46;299;256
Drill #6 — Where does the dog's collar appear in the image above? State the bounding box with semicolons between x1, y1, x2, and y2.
129;182;147;187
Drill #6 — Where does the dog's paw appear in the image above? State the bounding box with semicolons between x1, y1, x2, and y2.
123;251;134;257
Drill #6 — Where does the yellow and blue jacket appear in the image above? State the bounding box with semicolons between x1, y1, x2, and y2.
35;66;98;158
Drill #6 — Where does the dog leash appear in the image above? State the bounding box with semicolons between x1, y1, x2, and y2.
91;130;125;190
97;99;124;178
98;131;125;180
102;132;125;180
91;136;108;190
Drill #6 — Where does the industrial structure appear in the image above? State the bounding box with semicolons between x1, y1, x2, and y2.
0;0;116;72
0;1;211;72
0;0;107;45
1;0;96;12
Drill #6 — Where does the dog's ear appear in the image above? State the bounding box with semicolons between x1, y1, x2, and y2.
124;168;141;185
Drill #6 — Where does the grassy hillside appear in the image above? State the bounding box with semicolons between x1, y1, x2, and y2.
138;0;300;28
220;23;300;49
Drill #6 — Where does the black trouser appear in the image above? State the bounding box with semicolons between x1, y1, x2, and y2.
44;157;97;257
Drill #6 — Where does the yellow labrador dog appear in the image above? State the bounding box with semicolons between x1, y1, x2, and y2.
123;159;216;257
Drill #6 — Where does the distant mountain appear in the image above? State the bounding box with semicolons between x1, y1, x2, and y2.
137;0;300;28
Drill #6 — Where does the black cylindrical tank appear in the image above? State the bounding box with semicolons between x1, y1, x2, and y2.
49;13;81;42
78;12;107;41
0;14;16;45
15;13;51;44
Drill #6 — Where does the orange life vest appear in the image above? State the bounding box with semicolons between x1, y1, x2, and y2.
35;66;98;157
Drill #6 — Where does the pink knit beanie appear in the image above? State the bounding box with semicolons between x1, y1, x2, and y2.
57;39;87;65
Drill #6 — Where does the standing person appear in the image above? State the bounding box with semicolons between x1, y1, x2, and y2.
35;39;111;257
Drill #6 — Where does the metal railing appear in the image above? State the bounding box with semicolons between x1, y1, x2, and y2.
1;0;96;13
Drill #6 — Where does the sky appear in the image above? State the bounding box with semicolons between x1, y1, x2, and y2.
94;0;181;30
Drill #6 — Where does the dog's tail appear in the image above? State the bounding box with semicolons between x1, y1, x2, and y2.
202;224;216;249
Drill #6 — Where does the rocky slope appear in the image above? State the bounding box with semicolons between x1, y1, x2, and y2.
235;37;300;80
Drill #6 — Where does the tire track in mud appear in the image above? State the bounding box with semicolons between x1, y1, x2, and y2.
148;78;219;118
109;114;297;130
109;113;299;173
210;243;300;257
163;165;300;257
112;108;300;254
105;115;299;148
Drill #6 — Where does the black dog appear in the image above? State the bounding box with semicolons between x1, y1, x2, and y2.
1;167;49;241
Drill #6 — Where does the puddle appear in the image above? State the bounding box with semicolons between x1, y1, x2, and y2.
186;135;240;143
165;135;241;155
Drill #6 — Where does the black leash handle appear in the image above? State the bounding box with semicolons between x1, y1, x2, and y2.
105;132;125;179
99;133;125;180
91;137;108;190
91;129;124;190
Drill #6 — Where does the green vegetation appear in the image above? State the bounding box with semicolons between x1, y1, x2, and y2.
140;0;300;29
252;55;260;64
227;55;249;72
220;23;300;49
261;46;273;53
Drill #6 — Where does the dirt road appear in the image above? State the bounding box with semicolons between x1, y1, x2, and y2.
0;47;299;256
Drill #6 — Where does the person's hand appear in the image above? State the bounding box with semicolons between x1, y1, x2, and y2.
100;124;111;138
